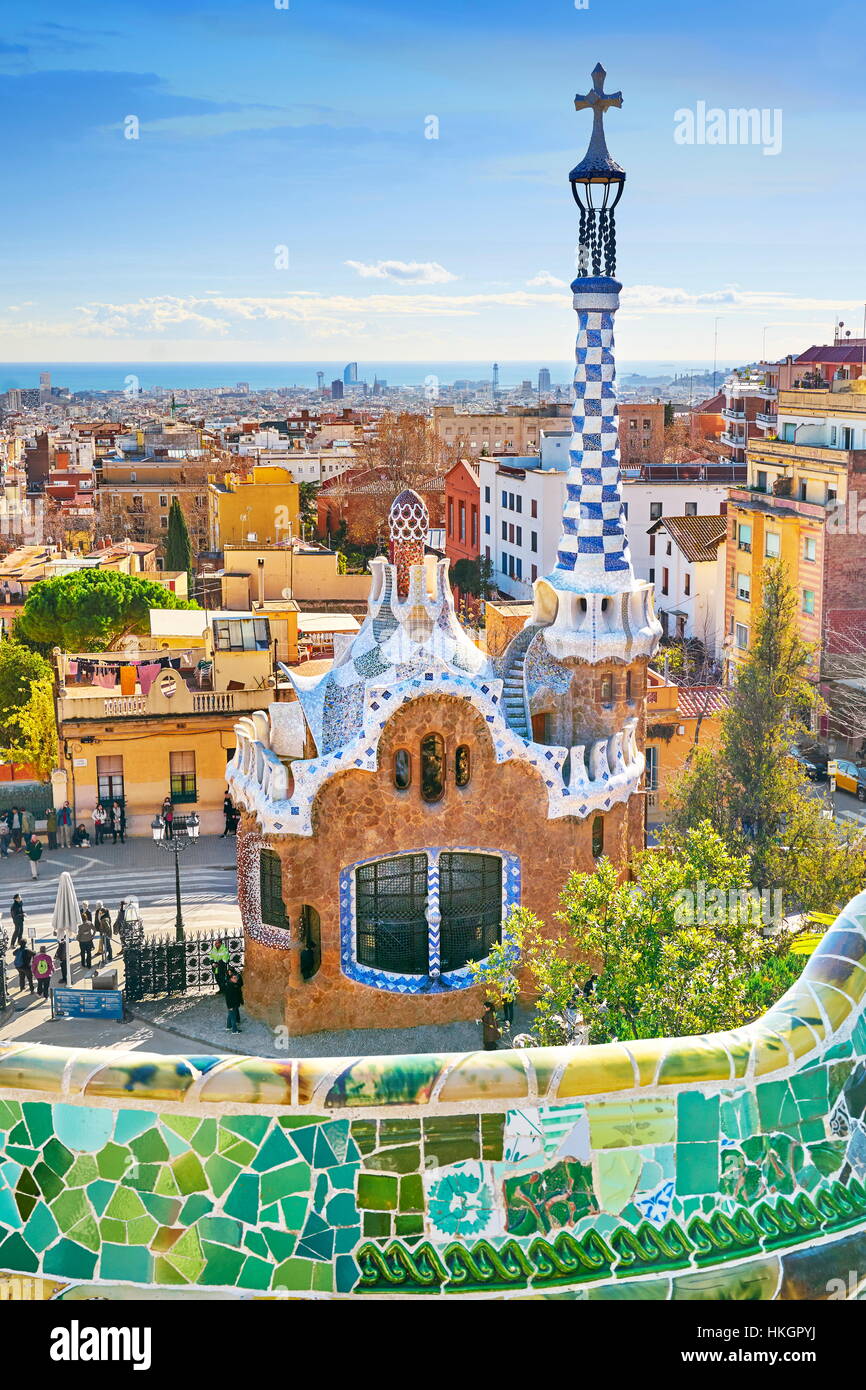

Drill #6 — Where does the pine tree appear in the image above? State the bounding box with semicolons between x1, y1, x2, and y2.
164;498;193;587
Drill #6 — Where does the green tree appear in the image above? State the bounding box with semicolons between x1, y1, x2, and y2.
479;822;802;1046
299;481;319;529
451;555;495;600
0;640;53;745
18;569;199;653
668;560;866;912
164;498;193;583
0;674;58;779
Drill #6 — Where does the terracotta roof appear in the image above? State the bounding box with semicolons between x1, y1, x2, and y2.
795;344;866;365
648;514;727;564
676;686;731;718
693;392;726;414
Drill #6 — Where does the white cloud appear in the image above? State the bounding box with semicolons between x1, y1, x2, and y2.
620;284;856;315
526;271;567;288
344;259;457;285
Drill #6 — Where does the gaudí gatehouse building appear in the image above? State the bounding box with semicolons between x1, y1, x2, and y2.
2;71;866;1302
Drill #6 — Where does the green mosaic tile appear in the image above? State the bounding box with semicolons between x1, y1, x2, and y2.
100;1243;152;1283
259;1202;280;1223
96;1143;131;1181
363;1211;391;1237
311;1262;334;1292
180;1195;213;1224
280;1196;309;1231
160;1115;199;1141
395;1214;425;1236
22;1201;59;1253
199;1216;243;1245
335;1255;359;1292
272;1257;314;1291
66;1155;99;1187
335;1226;360;1254
43;1238;97;1280
238;1255;273;1290
326;1191;358;1227
244;1229;269;1258
9;1120;30;1145
170;1227;205;1279
127;1215;158;1246
32;1160;64;1203
378;1119;422;1144
0;1232;39;1274
224;1174;260;1225
42;1137;74;1178
7;1146;39;1165
422;1115;481;1166
260;1161;310;1207
677;1092;720;1143
99;1218;126;1243
140;1192;182;1225
221;1116;271;1145
0;1099;22;1129
154;1256;191;1286
170;1151;208;1194
262;1228;297;1263
52;1188;92;1232
22;1102;54;1149
191;1119;218;1157
85;1180;114;1217
106;1187;146;1221
676;1143;720;1196
114;1111;155;1145
69;1213;101;1253
399;1174;424;1212
154;1166;181;1198
277;1115;327;1130
350;1121;378;1155
130;1129;171;1164
203;1154;240;1198
251;1125;296;1174
200;1240;246;1287
357;1172;399;1211
150;1226;182;1253
328;1163;359;1191
123;1163;159;1193
481;1113;506;1160
3;1185;27;1226
365;1145;421;1174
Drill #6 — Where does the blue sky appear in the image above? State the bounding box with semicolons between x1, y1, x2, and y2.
1;0;863;365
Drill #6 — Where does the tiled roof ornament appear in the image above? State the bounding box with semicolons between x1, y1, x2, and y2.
389;487;428;597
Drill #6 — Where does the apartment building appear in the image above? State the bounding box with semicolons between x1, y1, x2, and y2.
207;465;302;550
444;460;481;596
618;401;665;467
646;514;727;652
432;404;571;456
724;369;866;743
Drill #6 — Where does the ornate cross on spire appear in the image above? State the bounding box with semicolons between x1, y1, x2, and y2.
573;63;624;179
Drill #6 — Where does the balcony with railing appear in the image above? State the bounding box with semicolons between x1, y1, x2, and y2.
756;411;778;428
720;431;748;450
721;407;746;422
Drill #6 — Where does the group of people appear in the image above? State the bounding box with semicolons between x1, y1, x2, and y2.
7;893;135;998
0;801;126;870
88;801;126;846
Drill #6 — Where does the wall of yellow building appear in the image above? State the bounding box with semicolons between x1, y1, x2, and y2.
725;502;822;670
62;723;236;838
210;467;301;548
220;544;370;604
646;710;724;826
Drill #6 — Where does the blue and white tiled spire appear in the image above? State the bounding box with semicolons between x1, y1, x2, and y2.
549;274;634;593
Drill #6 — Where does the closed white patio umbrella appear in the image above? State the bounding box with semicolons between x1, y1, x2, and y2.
51;871;80;982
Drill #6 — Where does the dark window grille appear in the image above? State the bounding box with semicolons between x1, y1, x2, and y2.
439;852;502;972
300;905;321;980
455;745;471;787
394;748;411;790
260;848;289;932
592;815;604;858
356;854;428;975
420;733;445;803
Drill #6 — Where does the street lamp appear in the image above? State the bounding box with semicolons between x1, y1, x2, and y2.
151;811;200;942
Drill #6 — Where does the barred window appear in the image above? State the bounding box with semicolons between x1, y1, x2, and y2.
592;815;604;858
356;854;429;975
420;733;445;803
439;853;502;972
394;748;411;790
260;848;289;932
455;745;471;787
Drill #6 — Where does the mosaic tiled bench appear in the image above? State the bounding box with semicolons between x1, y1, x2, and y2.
2;889;866;1300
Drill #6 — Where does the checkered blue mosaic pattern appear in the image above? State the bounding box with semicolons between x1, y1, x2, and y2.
339;849;521;995
552;281;633;589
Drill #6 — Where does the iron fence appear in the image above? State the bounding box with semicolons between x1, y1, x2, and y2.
124;929;244;1003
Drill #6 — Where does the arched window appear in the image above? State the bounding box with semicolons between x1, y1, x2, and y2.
260;848;289;932
626;670;633;700
420;733;445;803
455;744;471;787
600;676;613;703
592;815;604;859
394;748;411;790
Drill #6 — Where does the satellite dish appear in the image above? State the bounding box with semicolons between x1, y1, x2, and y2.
281;587;292;600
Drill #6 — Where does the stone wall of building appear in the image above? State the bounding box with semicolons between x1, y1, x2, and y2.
2;889;866;1300
247;693;641;1034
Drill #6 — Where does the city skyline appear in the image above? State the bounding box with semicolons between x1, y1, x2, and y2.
1;0;864;364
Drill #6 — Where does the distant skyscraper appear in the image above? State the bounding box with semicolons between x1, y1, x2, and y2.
492;363;499;396
343;362;358;385
39;371;51;403
331;379;344;400
538;367;551;394
316;371;325;392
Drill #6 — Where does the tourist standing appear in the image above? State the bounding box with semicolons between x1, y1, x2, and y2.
31;947;54;999
481;1000;501;1052
224;967;244;1033
46;806;57;850
161;797;174;839
0;811;10;858
112;899;128;950
26;836;43;879
207;938;230;994
91;803;107;845
9;894;25;949
9;807;21;851
13;941;34;994
221;794;234;837
111;800;125;844
77;908;94;970
57;801;72;848
55;937;67;985
20;807;34;849
94;902;113;963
